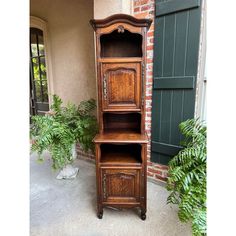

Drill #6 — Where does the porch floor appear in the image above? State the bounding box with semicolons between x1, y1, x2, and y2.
30;151;191;236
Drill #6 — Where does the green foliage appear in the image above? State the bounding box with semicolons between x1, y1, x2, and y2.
30;95;98;170
166;118;207;236
31;57;48;102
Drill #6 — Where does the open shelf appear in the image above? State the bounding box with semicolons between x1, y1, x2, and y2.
100;29;143;58
103;112;141;134
93;132;148;144
98;57;142;63
100;143;142;165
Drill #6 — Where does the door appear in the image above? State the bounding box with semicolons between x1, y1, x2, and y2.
151;0;202;165
30;27;49;116
101;62;141;111
101;169;140;203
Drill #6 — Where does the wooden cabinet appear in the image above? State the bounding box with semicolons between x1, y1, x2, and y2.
90;14;152;220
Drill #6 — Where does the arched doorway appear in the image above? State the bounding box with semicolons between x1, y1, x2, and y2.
30;27;49;115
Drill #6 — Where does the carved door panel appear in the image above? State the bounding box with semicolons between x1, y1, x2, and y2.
101;169;140;203
101;62;141;111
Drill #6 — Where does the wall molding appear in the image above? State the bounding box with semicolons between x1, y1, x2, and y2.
195;0;207;121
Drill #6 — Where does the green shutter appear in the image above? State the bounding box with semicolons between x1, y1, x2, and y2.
151;0;202;165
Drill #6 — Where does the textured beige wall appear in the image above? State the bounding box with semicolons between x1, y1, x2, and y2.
30;0;96;105
94;0;132;18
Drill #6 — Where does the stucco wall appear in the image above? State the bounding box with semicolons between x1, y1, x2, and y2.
94;0;132;18
30;0;96;105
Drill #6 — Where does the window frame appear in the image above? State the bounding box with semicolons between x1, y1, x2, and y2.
30;16;54;105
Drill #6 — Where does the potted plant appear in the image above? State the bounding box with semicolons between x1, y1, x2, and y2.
166;118;207;236
30;95;98;179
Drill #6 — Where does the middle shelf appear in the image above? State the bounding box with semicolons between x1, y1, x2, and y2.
94;132;148;144
100;143;142;165
103;112;141;133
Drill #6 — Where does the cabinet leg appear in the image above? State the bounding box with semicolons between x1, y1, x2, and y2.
97;205;103;219
97;211;103;219
140;209;146;221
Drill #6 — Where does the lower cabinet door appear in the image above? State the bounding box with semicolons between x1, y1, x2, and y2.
101;169;140;203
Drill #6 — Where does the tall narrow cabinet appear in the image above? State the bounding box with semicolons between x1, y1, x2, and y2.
90;14;152;220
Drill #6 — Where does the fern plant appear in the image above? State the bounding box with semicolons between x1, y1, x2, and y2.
30;95;98;170
166;118;207;236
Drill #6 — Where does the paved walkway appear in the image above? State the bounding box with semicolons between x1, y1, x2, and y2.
30;151;191;236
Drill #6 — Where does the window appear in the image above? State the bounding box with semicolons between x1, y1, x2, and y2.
30;27;49;115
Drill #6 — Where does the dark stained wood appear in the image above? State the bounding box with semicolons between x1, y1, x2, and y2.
101;169;141;203
100;143;142;165
90;14;152;30
102;62;141;111
91;14;151;220
100;30;143;57
103;112;141;133
99;57;142;63
101;154;142;166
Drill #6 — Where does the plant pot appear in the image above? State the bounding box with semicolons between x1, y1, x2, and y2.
56;164;79;180
56;143;79;179
71;142;77;160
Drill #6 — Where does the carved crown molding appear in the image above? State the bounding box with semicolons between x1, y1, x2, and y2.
117;25;125;33
90;14;152;31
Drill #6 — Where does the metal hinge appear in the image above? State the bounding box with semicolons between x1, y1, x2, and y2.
142;62;145;106
103;74;107;100
103;174;106;199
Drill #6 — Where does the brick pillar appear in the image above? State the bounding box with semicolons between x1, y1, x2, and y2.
133;0;168;182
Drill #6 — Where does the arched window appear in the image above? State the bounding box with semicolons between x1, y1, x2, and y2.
30;27;49;114
30;16;53;116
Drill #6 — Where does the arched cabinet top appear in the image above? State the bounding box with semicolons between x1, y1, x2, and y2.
90;14;152;31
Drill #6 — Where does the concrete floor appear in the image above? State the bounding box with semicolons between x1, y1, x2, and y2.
30;151;191;236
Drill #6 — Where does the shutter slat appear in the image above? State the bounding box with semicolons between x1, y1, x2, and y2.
160;91;172;143
153;76;195;89
156;0;200;17
152;141;182;156
163;14;176;76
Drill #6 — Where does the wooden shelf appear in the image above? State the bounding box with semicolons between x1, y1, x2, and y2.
98;57;142;63
100;143;142;165
94;132;148;144
103;113;141;133
101;152;142;166
103;111;142;114
104;128;140;134
103;108;141;112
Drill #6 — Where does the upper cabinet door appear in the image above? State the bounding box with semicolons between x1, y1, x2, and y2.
101;62;141;111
